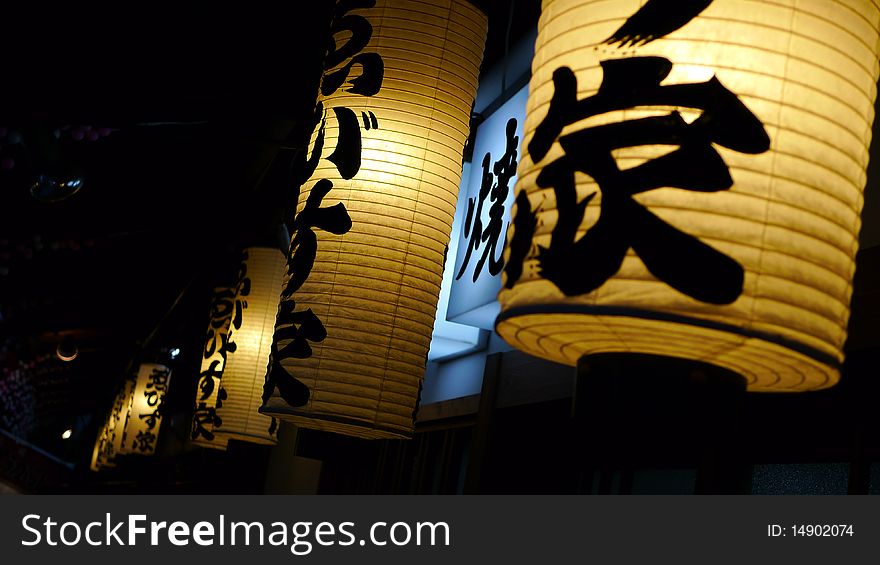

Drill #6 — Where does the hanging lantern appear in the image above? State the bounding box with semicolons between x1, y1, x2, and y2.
191;247;284;448
260;0;488;438
117;363;171;455
189;285;233;450
498;0;880;390
91;362;169;469
90;373;135;471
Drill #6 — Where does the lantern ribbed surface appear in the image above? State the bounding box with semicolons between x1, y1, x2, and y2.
198;248;284;447
117;363;170;455
260;0;487;438
189;285;233;450
498;0;880;391
90;373;135;470
92;363;169;468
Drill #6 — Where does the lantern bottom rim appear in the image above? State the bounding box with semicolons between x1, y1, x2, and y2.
496;305;841;392
259;404;414;440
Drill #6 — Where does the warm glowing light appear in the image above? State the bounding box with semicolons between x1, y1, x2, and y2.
260;0;487;438
498;0;880;391
91;364;165;470
191;248;284;449
116;363;171;455
56;337;78;362
61;429;72;440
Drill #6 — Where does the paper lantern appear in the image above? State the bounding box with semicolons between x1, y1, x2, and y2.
498;0;880;391
90;373;135;471
260;0;487;438
90;362;170;469
191;248;284;448
117;363;171;455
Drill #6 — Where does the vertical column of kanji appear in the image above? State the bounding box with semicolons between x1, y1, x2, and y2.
190;286;237;449
118;363;171;455
90;373;135;470
188;249;285;450
498;0;880;391
262;0;487;438
212;248;285;445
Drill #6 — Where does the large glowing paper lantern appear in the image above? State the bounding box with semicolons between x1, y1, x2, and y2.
498;0;880;391
191;248;284;448
261;0;487;438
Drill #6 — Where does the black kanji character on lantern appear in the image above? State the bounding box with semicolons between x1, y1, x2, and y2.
457;118;519;282
195;360;223;401
203;289;238;363
203;253;250;364
147;366;170;390
321;0;385;98
139;409;160;430
604;0;715;48
266;0;385;410
231;252;252;327
191;401;224;441
140;367;169;430
262;305;327;407
282;179;353;301
191;251;251;440
266;178;350;407
524;57;769;305
132;430;157;453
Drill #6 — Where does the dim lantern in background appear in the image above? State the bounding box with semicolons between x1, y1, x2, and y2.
117;363;170;455
498;0;880;390
261;0;487;438
91;373;135;470
90;363;170;469
191;248;284;449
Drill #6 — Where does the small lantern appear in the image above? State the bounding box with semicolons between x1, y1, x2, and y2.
91;363;169;469
117;363;171;455
260;0;488;438
90;373;135;471
191;247;284;448
498;0;880;390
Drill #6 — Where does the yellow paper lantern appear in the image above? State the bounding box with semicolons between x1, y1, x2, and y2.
191;248;284;448
260;0;487;438
498;0;880;391
91;362;170;468
117;363;171;455
90;373;136;471
189;285;232;450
